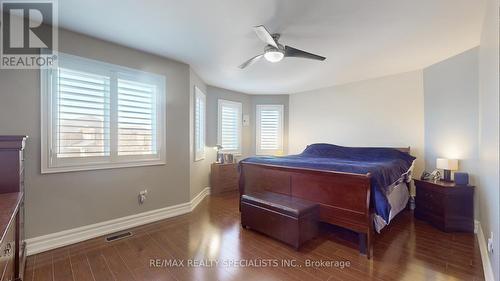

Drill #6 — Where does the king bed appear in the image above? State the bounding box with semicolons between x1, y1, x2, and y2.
238;143;416;258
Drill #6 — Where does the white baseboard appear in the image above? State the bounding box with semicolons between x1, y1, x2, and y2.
26;187;211;256
476;220;495;281
190;186;211;211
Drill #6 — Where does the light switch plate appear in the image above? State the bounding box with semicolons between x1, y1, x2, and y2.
243;114;250;127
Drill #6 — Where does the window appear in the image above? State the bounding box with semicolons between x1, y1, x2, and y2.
41;53;166;173
218;99;242;155
256;104;284;155
194;86;206;161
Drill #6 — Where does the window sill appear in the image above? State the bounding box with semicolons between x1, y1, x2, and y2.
194;156;206;162
41;159;166;174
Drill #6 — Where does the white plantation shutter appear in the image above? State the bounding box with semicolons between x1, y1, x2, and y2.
256;104;284;155
218;99;242;154
194;87;206;161
117;78;157;156
55;68;111;158
41;53;166;173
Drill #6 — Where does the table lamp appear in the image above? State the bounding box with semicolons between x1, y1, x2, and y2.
436;158;458;182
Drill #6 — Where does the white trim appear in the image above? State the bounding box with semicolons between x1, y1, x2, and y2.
217;99;242;155
40;159;166;174
194;86;206;161
190;186;211;211
26;187;211;256
476;220;495;281
256;104;284;156
40;52;167;174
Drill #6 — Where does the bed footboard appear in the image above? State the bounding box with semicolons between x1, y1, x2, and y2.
239;162;373;258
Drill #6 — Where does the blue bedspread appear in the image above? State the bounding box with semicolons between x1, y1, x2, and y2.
240;144;416;223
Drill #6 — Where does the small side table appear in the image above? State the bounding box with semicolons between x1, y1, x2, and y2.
210;163;239;194
414;179;474;232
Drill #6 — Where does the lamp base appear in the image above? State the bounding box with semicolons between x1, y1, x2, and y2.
442;169;453;182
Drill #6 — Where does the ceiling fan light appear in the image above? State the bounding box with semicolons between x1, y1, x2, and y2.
264;50;284;63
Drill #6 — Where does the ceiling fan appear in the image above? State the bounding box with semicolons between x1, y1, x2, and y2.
239;25;326;69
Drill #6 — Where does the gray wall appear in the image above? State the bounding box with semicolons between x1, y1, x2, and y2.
0;28;289;238
423;48;479;181
423;47;480;219
0;29;191;238
478;0;500;278
288;71;425;176
206;86;253;158
206;86;289;160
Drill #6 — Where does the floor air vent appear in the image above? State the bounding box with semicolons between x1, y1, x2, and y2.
105;231;132;242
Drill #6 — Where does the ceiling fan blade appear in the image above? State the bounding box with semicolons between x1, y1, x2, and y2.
239;54;263;69
284;46;326;61
253;25;278;48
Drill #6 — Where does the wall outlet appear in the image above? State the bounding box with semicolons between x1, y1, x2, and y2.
138;189;148;204
487;232;494;253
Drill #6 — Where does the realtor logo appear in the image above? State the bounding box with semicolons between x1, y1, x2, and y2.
1;0;58;68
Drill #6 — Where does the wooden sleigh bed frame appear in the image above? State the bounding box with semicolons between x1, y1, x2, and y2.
238;147;411;258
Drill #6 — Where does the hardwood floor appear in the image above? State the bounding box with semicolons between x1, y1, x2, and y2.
26;192;484;281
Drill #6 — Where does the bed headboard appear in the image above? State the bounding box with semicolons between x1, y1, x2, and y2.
352;146;411;154
304;144;411;154
393;147;411;154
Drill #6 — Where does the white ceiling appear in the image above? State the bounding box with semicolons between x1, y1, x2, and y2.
57;0;486;94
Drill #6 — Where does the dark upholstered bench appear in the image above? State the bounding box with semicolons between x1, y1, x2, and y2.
240;192;319;249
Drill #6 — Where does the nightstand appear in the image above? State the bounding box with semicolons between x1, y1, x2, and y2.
210;163;239;194
414;179;474;232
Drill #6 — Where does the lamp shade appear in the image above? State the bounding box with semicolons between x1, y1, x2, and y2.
436;158;458;170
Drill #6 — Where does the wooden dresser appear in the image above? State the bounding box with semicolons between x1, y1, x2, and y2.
0;136;27;281
414;179;474;233
0;193;23;281
210;163;239;194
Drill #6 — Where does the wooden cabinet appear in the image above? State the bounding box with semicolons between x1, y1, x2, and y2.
414;179;474;232
0;136;27;281
210;163;239;194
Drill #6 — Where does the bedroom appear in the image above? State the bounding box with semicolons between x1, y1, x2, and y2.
0;0;498;281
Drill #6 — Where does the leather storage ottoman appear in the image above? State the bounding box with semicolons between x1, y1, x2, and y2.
240;192;319;249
